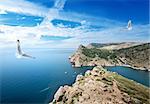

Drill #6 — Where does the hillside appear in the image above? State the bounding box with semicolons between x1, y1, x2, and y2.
116;43;150;70
69;43;150;71
50;66;150;104
87;42;141;50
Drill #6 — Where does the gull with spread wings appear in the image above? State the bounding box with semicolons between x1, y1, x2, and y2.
127;20;132;30
16;40;35;59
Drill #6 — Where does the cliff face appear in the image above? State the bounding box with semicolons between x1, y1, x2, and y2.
69;43;150;71
70;44;119;67
116;43;150;70
50;66;150;104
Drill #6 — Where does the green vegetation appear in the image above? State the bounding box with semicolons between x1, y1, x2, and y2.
116;43;150;59
115;43;150;68
101;77;113;85
80;43;149;69
117;43;150;52
95;67;150;103
82;43;150;61
82;47;117;60
113;73;150;104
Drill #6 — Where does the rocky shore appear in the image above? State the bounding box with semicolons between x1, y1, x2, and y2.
50;42;150;104
69;43;150;71
50;66;150;104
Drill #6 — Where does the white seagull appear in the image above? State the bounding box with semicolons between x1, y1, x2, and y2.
16;40;35;59
127;20;132;30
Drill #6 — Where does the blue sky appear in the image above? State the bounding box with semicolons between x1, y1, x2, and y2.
65;0;149;24
26;0;149;24
0;0;149;48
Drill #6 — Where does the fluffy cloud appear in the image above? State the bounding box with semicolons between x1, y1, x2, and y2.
0;0;48;17
0;22;149;48
0;0;149;49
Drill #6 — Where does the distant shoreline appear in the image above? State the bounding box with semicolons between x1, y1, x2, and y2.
70;63;149;72
69;42;150;71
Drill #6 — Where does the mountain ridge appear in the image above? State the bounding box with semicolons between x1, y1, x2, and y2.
69;42;150;71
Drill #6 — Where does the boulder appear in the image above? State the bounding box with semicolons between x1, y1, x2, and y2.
76;75;84;81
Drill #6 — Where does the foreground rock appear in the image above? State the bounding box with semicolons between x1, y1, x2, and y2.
50;66;150;104
69;43;150;71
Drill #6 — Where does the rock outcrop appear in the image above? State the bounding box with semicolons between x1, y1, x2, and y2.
69;43;150;71
50;66;150;104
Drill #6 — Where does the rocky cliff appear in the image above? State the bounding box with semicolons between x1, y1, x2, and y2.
69;43;150;71
50;66;150;104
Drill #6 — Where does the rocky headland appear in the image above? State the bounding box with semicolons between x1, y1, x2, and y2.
50;66;150;104
50;42;150;104
69;42;150;71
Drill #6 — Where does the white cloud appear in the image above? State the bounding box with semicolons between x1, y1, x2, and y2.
0;22;149;48
0;0;48;17
0;0;123;27
0;0;149;49
54;0;67;10
75;24;150;44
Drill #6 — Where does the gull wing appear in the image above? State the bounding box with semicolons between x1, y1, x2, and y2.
127;20;132;30
128;20;132;28
16;40;35;59
22;53;35;59
17;40;22;55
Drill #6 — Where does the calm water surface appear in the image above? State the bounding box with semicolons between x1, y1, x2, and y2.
0;48;149;104
105;66;150;87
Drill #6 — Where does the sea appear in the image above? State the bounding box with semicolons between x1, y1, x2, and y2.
0;48;149;104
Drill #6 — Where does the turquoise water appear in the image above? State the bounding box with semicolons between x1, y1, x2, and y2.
0;49;149;103
105;66;150;87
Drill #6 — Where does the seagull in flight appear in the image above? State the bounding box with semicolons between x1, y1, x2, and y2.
127;20;132;30
16;40;35;59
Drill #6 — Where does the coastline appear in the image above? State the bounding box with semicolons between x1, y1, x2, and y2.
50;66;150;104
69;43;150;71
69;56;150;71
50;43;150;103
70;63;150;71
